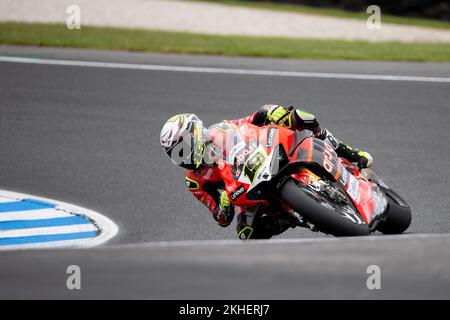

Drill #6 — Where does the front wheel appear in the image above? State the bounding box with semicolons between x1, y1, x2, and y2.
280;179;370;237
376;188;412;234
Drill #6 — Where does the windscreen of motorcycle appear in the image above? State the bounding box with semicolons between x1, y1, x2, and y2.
206;122;274;190
205;122;245;165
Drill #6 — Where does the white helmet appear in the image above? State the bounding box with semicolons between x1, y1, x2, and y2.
160;114;205;170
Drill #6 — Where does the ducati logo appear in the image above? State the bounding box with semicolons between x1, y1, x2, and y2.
235;142;258;168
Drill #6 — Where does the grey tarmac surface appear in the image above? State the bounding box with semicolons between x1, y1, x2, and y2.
0;45;449;299
1;235;450;299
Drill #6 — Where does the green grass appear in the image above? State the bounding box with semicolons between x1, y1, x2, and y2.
1;23;450;62
191;0;450;30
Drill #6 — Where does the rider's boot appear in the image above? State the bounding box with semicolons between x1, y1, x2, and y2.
258;214;292;238
237;206;291;240
316;128;373;169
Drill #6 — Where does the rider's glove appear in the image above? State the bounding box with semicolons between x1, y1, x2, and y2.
213;191;235;227
357;151;373;169
267;105;290;124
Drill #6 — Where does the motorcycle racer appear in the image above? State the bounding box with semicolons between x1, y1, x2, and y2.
160;105;373;239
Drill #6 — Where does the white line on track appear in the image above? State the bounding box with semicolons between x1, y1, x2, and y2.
0;196;14;203
0;238;98;250
1;56;450;83
0;208;73;222
0;224;97;238
113;233;450;249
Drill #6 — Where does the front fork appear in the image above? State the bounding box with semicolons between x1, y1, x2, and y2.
275;171;318;231
277;168;347;231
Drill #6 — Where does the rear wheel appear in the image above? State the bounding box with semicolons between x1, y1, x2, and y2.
377;188;412;234
280;179;370;237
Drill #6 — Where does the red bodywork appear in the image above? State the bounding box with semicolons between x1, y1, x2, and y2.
209;122;377;224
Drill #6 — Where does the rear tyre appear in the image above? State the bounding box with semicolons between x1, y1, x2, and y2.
377;189;412;234
280;179;370;237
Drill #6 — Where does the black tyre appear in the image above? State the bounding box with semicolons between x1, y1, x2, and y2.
377;188;412;234
280;179;370;237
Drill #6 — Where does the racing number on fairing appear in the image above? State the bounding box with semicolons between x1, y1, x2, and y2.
244;151;267;183
323;142;335;174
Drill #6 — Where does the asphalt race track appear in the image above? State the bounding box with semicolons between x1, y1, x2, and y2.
0;45;449;299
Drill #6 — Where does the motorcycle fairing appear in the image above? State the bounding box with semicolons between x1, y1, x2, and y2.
211;122;380;225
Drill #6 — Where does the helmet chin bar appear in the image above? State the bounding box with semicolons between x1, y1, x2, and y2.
192;121;206;169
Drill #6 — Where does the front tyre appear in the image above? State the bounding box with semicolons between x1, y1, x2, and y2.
377;188;412;234
280;179;370;237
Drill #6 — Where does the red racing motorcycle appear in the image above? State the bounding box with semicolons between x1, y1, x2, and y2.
208;121;411;237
